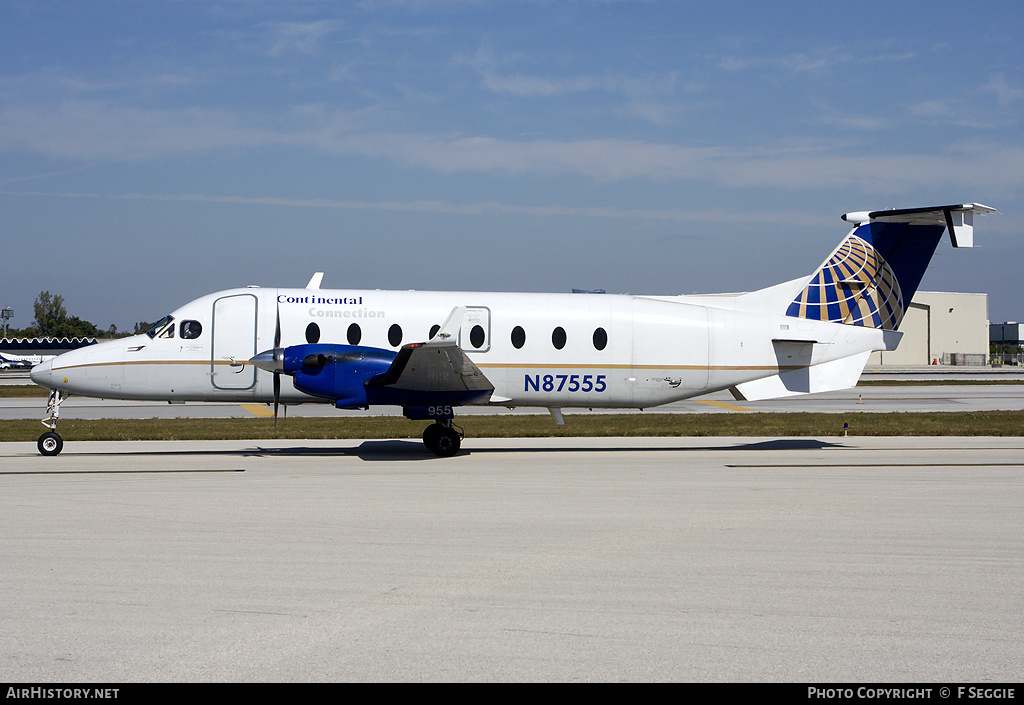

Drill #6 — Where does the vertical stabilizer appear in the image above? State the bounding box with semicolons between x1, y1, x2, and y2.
786;203;993;331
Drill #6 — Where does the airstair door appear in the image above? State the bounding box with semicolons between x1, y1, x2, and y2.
212;293;258;390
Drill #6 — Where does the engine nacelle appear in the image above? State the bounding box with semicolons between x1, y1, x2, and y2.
283;344;396;409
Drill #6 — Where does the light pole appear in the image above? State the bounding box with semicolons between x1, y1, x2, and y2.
1;307;12;339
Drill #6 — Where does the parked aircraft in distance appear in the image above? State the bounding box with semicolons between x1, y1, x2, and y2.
0;354;33;370
30;203;994;456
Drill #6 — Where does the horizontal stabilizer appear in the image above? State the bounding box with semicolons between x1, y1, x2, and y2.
841;203;995;248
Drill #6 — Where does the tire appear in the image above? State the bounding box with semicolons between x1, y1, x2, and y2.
422;424;443;454
38;431;64;456
432;427;461;458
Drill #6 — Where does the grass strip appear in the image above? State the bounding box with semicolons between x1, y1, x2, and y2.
0;385;49;398
2;411;1024;443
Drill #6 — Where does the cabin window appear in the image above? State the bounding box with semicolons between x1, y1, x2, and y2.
511;326;526;349
429;324;440;339
593;327;607;351
469;324;486;349
180;320;202;340
305;322;320;344
347;323;361;345
145;315;174;339
388;324;403;347
551;326;566;350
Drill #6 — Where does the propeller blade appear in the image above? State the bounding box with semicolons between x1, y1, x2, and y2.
273;297;282;432
273;372;280;432
274;300;281;349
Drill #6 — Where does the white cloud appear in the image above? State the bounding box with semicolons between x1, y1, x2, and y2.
1;98;1020;196
815;113;889;131
260;20;347;57
718;49;916;75
0;188;835;228
981;74;1024;107
455;39;679;100
318;131;1024;196
0;101;277;160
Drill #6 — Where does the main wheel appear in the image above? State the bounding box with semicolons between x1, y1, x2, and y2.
432;426;461;457
422;424;443;454
37;431;64;456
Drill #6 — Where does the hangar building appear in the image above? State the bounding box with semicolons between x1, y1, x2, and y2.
868;292;988;366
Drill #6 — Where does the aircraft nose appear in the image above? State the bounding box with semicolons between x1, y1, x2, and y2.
30;358;54;389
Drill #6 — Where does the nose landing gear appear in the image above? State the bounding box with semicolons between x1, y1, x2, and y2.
38;431;63;456
37;390;67;456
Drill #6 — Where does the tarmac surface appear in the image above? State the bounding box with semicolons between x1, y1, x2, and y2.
1;436;1021;682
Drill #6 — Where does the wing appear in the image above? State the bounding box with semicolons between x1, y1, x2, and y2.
367;307;494;400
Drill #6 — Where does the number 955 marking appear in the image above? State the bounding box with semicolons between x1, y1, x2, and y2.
525;374;606;393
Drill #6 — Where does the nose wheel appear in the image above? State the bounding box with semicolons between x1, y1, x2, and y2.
38;431;63;456
422;420;462;457
37;390;67;456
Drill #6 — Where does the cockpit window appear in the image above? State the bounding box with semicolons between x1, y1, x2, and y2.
146;315;175;339
180;320;202;340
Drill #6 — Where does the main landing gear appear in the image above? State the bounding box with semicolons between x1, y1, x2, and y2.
38;390;67;456
422;419;463;457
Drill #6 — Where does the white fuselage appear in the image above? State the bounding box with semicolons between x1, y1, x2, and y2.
31;286;889;409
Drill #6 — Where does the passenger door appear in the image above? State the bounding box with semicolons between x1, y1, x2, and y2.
211;293;258;390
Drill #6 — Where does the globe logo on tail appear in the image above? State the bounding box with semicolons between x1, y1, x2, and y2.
787;235;904;330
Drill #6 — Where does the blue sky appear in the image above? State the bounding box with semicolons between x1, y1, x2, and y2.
2;0;1021;333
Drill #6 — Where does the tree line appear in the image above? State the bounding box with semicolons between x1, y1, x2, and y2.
3;291;150;340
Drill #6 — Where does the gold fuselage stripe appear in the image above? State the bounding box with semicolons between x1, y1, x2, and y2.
54;359;798;373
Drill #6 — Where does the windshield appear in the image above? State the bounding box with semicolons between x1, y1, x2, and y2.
145;315;175;339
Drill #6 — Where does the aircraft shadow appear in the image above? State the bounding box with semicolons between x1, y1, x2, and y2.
51;437;849;463
464;438;848;455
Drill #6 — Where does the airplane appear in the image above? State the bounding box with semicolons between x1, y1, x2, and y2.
29;202;994;457
0;353;33;370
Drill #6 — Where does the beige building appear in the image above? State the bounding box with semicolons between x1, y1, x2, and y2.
868;292;989;366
